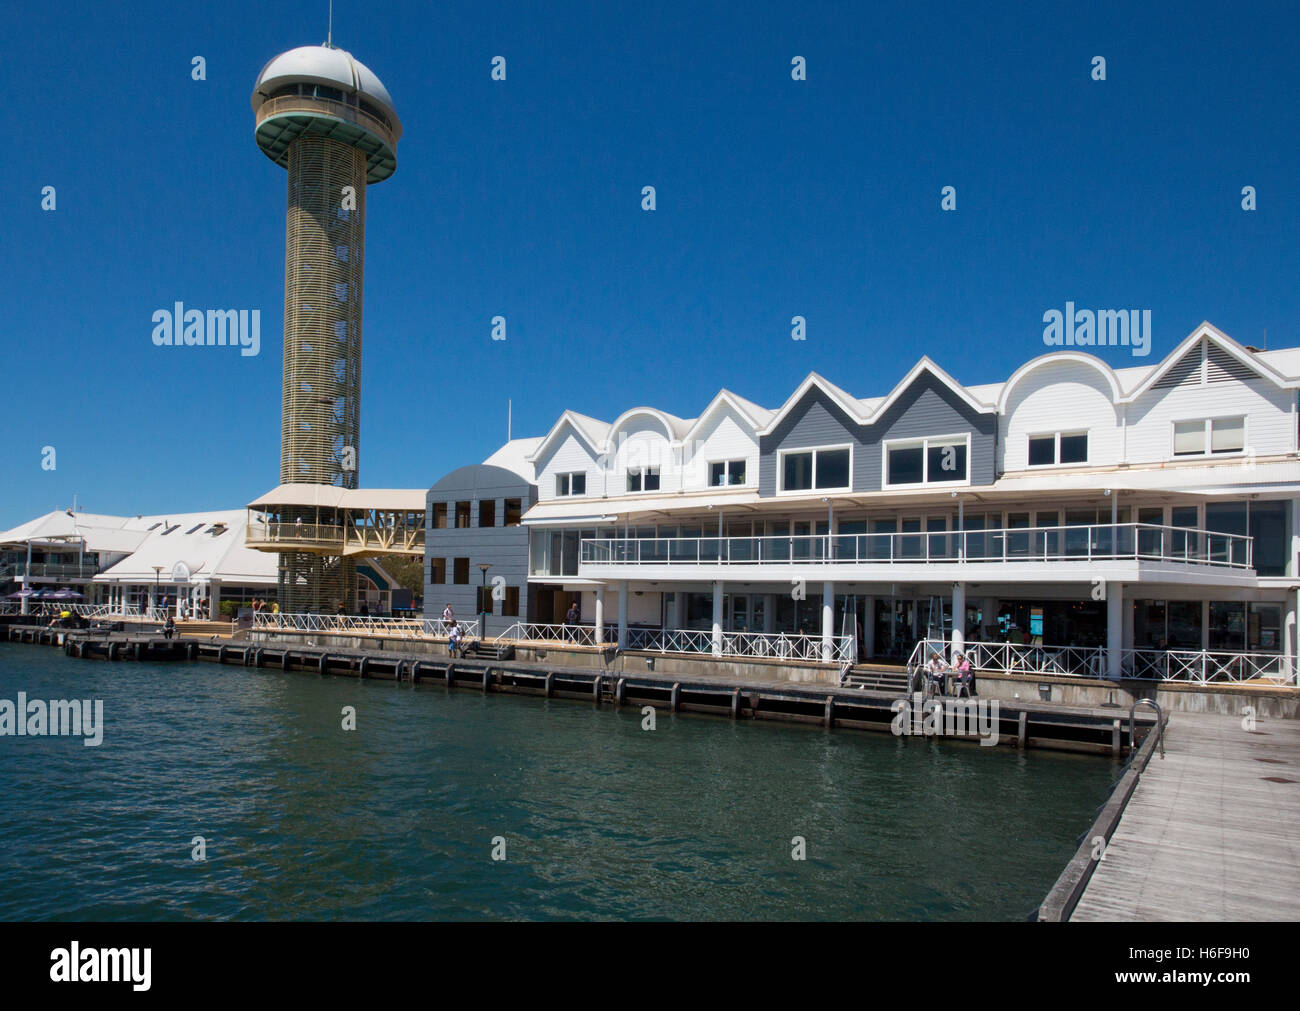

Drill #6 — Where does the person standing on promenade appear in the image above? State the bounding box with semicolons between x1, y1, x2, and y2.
564;600;579;644
442;603;454;631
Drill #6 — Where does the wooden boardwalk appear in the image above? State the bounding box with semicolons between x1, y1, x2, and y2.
1071;710;1300;920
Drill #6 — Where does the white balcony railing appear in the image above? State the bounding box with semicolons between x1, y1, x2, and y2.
580;522;1253;570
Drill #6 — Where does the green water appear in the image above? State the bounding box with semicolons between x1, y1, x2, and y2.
0;644;1118;920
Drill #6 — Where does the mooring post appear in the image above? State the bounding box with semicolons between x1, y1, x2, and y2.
544;672;554;698
359;656;369;680
824;696;834;729
1017;711;1028;749
616;677;626;706
446;664;455;688
482;668;492;693
732;689;742;720
318;653;329;676
592;674;602;704
1111;718;1121;756
670;682;680;713
410;661;421;685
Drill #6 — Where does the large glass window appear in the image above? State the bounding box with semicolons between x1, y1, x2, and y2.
886;445;923;484
478;499;496;527
780;448;850;491
453;558;469;584
455;501;471;528
431;502;447;529
504;499;523;526
886;436;968;485
428;557;446;584
1248;500;1288;576
783;452;813;490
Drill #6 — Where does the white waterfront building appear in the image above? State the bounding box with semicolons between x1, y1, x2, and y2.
424;322;1300;681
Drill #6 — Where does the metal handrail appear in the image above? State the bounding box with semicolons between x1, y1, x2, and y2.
578;522;1254;570
1129;698;1165;759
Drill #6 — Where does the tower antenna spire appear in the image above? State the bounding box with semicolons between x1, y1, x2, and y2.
327;0;333;48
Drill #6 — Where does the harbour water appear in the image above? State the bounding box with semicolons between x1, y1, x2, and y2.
0;645;1118;920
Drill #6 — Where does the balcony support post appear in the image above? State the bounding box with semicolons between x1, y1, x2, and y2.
617;581;628;649
594;585;605;645
951;582;966;658
1106;582;1123;679
1285;588;1299;685
821;581;834;662
712;581;723;657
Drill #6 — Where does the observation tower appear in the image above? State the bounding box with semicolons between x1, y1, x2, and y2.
252;43;402;611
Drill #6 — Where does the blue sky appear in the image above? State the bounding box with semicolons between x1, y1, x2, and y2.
3;0;1297;528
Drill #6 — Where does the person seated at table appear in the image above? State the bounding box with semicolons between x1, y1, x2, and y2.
925;651;949;697
952;652;976;697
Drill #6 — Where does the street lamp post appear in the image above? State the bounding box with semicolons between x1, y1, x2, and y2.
478;562;492;639
151;565;162;623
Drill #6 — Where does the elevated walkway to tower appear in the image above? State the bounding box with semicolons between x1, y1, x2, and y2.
246;484;426;557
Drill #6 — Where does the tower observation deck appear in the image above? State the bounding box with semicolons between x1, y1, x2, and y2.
252;44;402;611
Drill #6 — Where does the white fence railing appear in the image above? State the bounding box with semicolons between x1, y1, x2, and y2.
908;638;1295;685
251;611;479;639
492;621;853;664
625;627;855;664
495;622;607;647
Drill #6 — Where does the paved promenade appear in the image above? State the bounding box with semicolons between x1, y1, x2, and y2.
1072;710;1300;920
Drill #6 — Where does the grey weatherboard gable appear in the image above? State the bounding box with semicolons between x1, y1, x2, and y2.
758;371;995;495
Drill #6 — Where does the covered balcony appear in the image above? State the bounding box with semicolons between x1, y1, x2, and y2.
579;522;1255;585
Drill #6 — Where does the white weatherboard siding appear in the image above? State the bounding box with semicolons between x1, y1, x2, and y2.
1001;360;1121;471
683;406;759;492
1126;375;1294;464
535;429;599;502
610;416;679;494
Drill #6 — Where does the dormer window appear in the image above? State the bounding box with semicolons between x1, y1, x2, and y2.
627;468;660;493
556;472;586;496
1028;431;1088;467
1174;417;1245;456
883;435;969;487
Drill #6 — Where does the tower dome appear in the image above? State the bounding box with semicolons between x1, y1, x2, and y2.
252;44;401;183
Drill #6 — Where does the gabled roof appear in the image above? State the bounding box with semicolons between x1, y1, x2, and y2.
757;372;870;436
1124;322;1299;400
525;410;611;463
757;359;993;436
863;356;996;422
682;389;773;443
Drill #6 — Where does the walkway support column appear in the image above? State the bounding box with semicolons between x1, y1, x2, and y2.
862;595;875;659
822;581;834;662
594;586;605;645
981;596;999;639
951;582;966;658
617;581;628;648
1287;588;1300;685
712;581;723;657
1106;581;1123;679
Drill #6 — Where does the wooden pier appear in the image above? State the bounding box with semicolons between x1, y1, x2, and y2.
1;618;1150;755
1066;710;1300;920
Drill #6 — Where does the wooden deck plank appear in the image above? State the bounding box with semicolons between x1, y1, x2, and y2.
1071;711;1300;921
